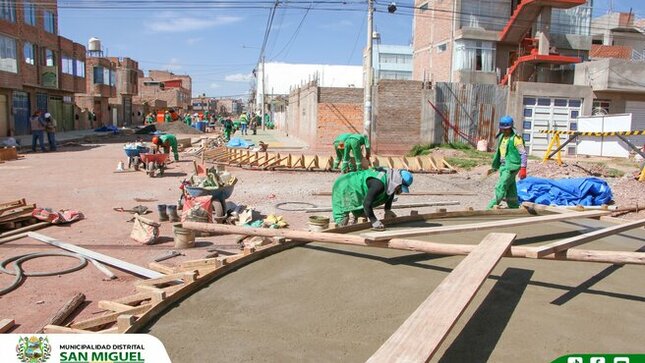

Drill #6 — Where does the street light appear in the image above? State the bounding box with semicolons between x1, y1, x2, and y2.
242;45;265;126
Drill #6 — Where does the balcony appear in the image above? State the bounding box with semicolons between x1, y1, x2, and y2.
574;58;645;92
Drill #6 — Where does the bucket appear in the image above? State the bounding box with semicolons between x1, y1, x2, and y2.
308;216;330;232
172;223;195;249
477;139;488;152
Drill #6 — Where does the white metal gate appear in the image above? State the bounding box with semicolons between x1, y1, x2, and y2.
522;97;582;156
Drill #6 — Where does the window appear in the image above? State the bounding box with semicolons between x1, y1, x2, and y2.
592;99;610;115
109;69;115;86
93;66;113;85
459;0;508;31
43;10;55;33
0;0;15;22
44;48;54;66
61;55;73;75
379;70;412;80
436;43;447;53
0;34;17;73
523;121;532;129
537;98;551;106
23;42;34;64
24;1;35;25
380;53;412;64
523;108;532;117
453;40;495;72
93;66;104;84
74;59;85;77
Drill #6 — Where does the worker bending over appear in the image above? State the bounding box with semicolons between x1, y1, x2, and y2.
332;167;413;230
152;134;179;161
486;115;527;209
332;133;352;171
332;133;371;173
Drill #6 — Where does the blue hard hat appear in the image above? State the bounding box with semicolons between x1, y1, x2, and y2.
499;115;514;129
400;170;413;193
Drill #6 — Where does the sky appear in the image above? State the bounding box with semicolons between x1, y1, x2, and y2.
57;0;644;99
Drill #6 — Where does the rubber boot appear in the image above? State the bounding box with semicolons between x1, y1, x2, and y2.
157;204;169;222
167;205;180;222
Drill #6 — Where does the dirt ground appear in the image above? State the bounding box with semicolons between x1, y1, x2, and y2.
0;129;643;337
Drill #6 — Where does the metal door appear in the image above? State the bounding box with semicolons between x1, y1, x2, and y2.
48;97;63;130
0;95;8;137
12;92;30;135
123;97;132;126
523;97;582;156
36;93;48;113
62;103;74;131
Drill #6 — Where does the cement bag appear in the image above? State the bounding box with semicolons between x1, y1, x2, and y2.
130;214;160;245
32;208;84;224
181;195;213;223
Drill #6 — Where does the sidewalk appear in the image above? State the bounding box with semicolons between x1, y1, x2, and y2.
1;129;113;151
229;128;309;150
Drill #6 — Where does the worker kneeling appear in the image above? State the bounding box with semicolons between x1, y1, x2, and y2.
332;168;413;230
152;134;179;162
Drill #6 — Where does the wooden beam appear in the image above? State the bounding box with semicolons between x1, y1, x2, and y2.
367;233;515;363
0;221;50;238
43;325;94;334
527;218;645;258
89;259;117;280
304;201;460;213
27;232;163;279
148;262;176;275
0;319;15;333
311;191;476;197
39;293;85;332
136;272;197;286
70;305;151;330
117;314;136;333
98;301;138;313
361;210;611;241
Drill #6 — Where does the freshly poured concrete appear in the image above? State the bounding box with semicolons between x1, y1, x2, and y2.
144;217;645;362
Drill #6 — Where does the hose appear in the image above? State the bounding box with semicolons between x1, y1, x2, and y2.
274;202;318;212
0;252;87;296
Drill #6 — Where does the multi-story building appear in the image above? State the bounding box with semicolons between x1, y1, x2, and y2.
590;12;645;61
74;38;116;127
373;44;413;81
214;98;243;116
191;97;217;114
137;70;192;113
412;0;592;85
0;0;86;136
107;57;140;126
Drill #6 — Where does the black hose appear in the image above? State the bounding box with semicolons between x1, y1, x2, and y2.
0;252;87;296
274;202;318;212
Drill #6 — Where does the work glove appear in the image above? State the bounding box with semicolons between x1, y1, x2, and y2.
384;210;397;220
519;167;527;180
371;220;385;231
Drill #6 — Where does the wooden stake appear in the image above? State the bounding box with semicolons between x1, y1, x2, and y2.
39;293;85;332
0;319;15;333
367;233;515;362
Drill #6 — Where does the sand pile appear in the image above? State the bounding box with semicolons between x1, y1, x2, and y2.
155;122;203;135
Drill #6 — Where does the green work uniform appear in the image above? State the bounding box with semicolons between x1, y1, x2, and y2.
184;115;192;125
486;132;524;209
332;133;353;170
159;134;179;161
164;113;172;123
343;134;371;172
145;115;154;124
331;168;388;224
223;120;233;141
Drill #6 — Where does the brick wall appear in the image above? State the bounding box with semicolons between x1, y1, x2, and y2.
315;103;362;152
412;0;455;82
373;80;423;155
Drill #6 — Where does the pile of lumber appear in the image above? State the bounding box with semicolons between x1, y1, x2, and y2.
0;199;38;231
0;146;19;162
202;147;455;173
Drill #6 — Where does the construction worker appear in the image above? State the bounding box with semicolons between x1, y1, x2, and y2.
239;112;249;135
145;113;155;124
184;113;192;126
152;134;179;161
332;167;413;230
164;111;172;123
486;115;528;209
223;118;234;141
343;133;371;172
332;133;352;172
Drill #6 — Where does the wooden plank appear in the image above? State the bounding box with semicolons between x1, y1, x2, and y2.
148;262;176;275
0;319;15;333
311;191;477;197
361;210;611;241
527;218;645;258
27;232;163;279
70;305;152;330
117;315;136;333
98;301;138;313
136;272;196;286
521;202;569;214
367;233;515;363
304;201;460;213
113;292;152;306
0;221;50;240
0;199;25;212
39;293;85;332
43;325;95;334
179;257;224;270
89;259;117;280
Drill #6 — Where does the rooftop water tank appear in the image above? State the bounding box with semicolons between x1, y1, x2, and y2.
88;37;101;51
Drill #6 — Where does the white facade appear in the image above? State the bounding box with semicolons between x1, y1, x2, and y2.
255;62;363;111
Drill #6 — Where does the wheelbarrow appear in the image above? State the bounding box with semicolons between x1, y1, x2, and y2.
182;179;236;222
123;146;149;171
140;153;169;177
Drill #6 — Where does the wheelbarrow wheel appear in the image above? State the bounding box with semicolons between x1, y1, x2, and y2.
212;199;226;223
147;162;155;177
159;164;165;176
133;157;140;171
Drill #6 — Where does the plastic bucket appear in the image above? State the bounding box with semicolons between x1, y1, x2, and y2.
307;216;330;232
172;223;195;249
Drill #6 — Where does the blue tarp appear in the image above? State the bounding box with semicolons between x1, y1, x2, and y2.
227;138;254;149
94;125;119;133
517;177;613;206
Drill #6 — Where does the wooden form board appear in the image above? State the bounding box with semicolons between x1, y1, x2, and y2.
527;218;645;258
27;232;163;279
362;210;612;241
304;201;460;213
367;233;516;363
0;319;15;333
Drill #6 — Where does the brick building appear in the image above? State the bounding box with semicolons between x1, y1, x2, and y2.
74;40;116;128
137;70;192;113
214;98;243;116
0;0;86;136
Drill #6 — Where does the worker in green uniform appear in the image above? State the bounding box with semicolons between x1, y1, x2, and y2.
332;168;413;230
164;111;172;123
145;113;155;124
223;118;234;141
184;113;192;126
343;133;371;172
152;134;179;161
332;133;353;172
486;115;528;209
239;112;249;135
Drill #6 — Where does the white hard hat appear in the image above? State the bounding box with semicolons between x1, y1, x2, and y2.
44;113;51;118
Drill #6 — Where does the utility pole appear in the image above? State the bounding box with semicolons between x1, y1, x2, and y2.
364;0;374;142
261;55;266;130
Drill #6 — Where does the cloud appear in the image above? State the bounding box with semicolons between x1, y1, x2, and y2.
187;37;203;45
319;20;353;30
164;58;182;71
209;82;221;89
145;15;243;33
225;73;253;82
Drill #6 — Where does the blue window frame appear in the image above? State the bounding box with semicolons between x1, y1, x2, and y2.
523;108;532;117
569;99;582;107
570;122;577;131
570;110;579;119
554;99;568;107
523;97;536;105
523;133;531;142
523;121;532;129
537;98;551;106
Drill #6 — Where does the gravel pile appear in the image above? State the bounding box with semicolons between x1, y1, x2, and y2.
156;122;203;135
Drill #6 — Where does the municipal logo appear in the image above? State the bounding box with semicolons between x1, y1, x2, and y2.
15;336;51;363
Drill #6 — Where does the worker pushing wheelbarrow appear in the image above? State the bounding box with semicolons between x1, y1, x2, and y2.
140;152;169;177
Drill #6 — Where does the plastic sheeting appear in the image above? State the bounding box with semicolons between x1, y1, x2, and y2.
517;177;613;206
227;138;254;149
